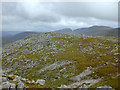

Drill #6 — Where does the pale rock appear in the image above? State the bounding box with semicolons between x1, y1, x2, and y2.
17;81;25;88
36;79;45;85
58;85;71;88
2;81;10;88
10;83;16;88
97;85;115;89
32;80;35;83
2;77;8;82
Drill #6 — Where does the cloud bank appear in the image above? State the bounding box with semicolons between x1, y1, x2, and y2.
2;2;118;31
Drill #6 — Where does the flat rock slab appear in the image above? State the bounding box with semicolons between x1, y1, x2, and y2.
38;60;73;73
70;67;92;81
68;79;102;88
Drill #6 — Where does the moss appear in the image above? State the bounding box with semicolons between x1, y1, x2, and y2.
90;76;119;88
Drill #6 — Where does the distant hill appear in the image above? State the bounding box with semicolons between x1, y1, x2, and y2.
53;28;73;33
2;31;23;37
103;28;119;37
2;31;39;46
52;26;118;37
73;26;118;37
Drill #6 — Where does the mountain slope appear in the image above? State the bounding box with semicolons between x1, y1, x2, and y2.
2;31;39;46
2;32;119;88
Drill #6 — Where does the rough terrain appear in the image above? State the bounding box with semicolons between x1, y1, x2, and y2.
1;32;119;89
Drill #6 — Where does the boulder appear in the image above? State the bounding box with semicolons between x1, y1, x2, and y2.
36;79;45;85
2;81;10;88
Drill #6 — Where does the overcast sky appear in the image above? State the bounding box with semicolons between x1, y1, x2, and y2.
2;2;118;32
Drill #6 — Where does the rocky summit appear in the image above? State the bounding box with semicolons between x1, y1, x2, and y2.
1;32;119;89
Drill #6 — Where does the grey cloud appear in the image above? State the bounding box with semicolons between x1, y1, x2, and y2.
2;2;118;31
51;2;118;21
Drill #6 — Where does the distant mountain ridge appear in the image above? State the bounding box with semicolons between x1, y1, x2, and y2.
2;26;119;46
73;26;118;37
54;26;118;37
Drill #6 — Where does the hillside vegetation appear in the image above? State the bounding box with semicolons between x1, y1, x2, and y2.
2;32;119;89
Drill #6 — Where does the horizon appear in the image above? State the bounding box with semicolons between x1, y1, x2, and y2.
2;25;118;32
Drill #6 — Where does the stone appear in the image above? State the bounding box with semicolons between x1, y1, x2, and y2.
97;85;115;90
2;77;8;82
17;81;25;88
13;76;21;82
83;84;88;88
36;79;45;85
58;85;71;88
27;80;31;83
32;80;35;83
10;83;16;88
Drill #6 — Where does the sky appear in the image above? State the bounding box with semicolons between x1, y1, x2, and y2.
2;1;118;32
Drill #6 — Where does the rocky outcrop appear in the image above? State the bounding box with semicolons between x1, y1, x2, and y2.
2;81;16;88
1;74;46;89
